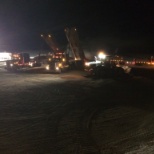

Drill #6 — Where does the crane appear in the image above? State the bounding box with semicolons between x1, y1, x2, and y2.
64;27;86;68
40;34;69;73
40;34;62;54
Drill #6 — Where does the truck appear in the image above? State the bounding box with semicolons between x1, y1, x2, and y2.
5;53;30;71
40;28;86;73
40;34;69;73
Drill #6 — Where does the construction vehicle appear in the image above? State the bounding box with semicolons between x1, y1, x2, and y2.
64;27;86;69
38;27;86;72
29;54;48;67
5;53;30;71
84;52;131;79
40;34;69;73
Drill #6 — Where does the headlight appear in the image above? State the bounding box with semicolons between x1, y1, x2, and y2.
46;65;50;70
85;62;90;66
29;62;33;67
62;58;65;62
56;67;59;70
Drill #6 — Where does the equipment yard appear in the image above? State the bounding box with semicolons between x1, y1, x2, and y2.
0;69;154;154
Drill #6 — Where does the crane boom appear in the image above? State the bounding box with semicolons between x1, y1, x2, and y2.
64;27;85;61
41;34;61;54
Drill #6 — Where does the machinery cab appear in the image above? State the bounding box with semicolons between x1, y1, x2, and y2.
45;52;69;73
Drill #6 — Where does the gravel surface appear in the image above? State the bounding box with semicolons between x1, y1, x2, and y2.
0;69;154;154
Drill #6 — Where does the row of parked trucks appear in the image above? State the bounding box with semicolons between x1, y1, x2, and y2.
5;27;84;73
4;27;131;79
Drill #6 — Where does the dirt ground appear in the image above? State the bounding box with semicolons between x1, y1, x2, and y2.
0;69;154;154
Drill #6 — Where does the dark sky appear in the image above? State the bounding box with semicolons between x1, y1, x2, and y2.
0;0;153;54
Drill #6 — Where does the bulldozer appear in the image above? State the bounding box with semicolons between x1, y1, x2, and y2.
84;52;131;80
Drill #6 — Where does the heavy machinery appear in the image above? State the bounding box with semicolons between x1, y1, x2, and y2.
64;27;86;69
40;28;86;73
29;54;48;67
84;52;131;79
5;53;30;71
40;34;69;73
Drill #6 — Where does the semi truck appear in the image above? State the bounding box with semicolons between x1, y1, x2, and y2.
39;34;69;73
5;53;30;71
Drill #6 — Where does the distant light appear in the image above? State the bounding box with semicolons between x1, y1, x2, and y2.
0;52;12;61
98;52;106;59
41;34;43;37
48;35;51;38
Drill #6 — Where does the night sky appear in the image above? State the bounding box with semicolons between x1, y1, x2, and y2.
0;0;153;55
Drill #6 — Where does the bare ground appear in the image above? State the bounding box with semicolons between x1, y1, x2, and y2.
0;69;154;154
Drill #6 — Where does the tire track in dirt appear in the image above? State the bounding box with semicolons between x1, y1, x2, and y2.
91;106;154;153
0;70;154;153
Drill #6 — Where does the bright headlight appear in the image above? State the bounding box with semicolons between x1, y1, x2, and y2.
85;62;90;66
62;58;65;62
98;52;106;59
46;65;50;70
29;63;33;67
56;67;59;70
